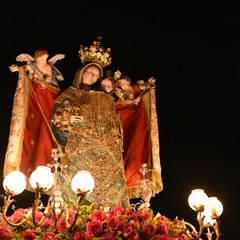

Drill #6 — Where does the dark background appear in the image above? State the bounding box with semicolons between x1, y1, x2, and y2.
1;1;239;238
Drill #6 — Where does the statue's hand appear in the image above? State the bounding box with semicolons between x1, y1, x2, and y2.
147;77;156;85
9;64;19;73
69;115;84;125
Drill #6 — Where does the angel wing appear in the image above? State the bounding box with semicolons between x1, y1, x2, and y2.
48;54;65;65
16;53;34;63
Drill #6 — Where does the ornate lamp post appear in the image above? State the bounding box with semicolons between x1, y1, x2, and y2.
1;164;94;232
185;189;223;240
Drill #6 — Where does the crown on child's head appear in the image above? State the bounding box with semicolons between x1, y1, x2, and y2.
113;70;122;80
78;36;112;68
114;70;132;84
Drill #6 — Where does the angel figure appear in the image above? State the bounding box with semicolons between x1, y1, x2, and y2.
9;49;65;87
4;49;65;191
115;71;156;106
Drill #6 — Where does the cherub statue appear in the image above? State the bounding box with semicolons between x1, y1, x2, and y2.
114;70;156;105
9;49;65;87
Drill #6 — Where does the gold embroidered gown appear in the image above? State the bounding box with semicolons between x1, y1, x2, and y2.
52;86;130;208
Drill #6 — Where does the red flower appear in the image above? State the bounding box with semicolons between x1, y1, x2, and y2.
89;210;106;221
136;209;152;221
126;209;138;221
0;226;11;240
109;206;127;216
101;232;115;240
86;220;103;236
42;232;57;239
106;215;122;233
72;231;91;240
156;215;170;222
56;217;67;232
154;234;172;240
121;223;136;238
23;229;37;240
139;222;156;238
155;220;171;235
174;235;188;240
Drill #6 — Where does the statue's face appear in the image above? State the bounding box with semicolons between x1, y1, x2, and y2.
51;148;59;159
81;66;101;86
101;78;113;93
118;79;131;91
35;54;49;64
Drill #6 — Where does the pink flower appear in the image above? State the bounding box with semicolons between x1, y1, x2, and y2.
68;208;76;221
42;232;57;239
89;210;106;221
41;217;52;228
109;206;127;216
86;220;103;236
121;223;136;238
72;231;91;240
23;229;37;240
56;217;67;232
33;210;52;228
34;210;44;222
106;215;122;233
0;226;11;240
139;222;156;238
8;208;26;223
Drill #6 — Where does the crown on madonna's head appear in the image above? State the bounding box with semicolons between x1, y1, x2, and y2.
78;36;112;68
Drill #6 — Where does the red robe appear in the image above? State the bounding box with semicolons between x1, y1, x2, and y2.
115;85;163;199
20;81;60;177
4;67;61;189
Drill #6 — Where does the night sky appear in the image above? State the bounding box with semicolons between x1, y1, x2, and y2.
1;1;239;238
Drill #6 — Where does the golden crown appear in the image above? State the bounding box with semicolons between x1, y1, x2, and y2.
113;70;122;80
78;36;112;68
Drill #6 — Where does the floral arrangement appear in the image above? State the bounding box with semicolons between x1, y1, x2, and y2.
0;203;189;240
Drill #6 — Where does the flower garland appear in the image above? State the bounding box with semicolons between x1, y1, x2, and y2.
0;203;189;240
